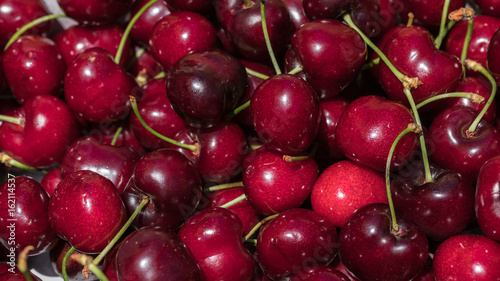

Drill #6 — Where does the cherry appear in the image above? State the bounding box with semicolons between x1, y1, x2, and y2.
471;0;500;18
149;11;216;70
178;207;255;281
282;0;309;32
256;208;339;280
251;74;320;155
115;226;201;281
290;266;350;281
2;35;65;104
49;240;87;280
48;170;127;254
243;146;319;216
475;155;500;241
164;0;214;16
129;0;174;44
88;121;148;156
339;203;429;281
128;46;163;86
487;27;500;83
41;167;62;196
57;0;133;25
121;149;202;230
397;0;466;29
0;95;80;168
290;19;367;99
433;234;500;281
0;176;57;256
311;160;388;228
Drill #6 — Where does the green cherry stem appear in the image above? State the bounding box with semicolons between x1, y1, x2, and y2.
18;246;34;281
244;213;279;241
130;96;199;153
282;142;318;162
0;152;41;172
92;197;150;266
225;100;250;120
71;254;109;281
362;58;380;70
415;92;484;109
244;239;257;246
465;60;497;134
385;123;421;233
245;67;271;80
62;246;76;281
4;14;67;51
287;65;303;75
460;18;474;64
204;181;244;192
434;0;452;48
220;194;247;209
0;114;24;126
243;0;252;6
110;124;124;146
261;0;282;75
153;71;166;79
115;0;159;64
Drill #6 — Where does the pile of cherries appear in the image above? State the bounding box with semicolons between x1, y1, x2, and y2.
1;0;500;280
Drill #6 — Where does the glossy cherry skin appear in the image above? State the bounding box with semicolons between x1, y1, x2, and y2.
397;0;465;29
391;161;475;241
41;167;61;196
116;227;201;281
251;74;320;155
488;28;500;83
427;106;500;183
122;149;202;230
243;147;319;216
129;46;163;86
52;24;132;67
164;0;214;15
88;121;148;156
291;19;367;99
475;0;500;17
178;207;255;281
48;170;127;254
379;25;463;107
445;15;500;76
290;266;350;281
475;155;500;241
0;95;80;168
0;0;51;48
57;0;133;25
311;160;388;228
130;0;174;44
256;208;339;280
60;136;140;194
0;262;42;281
64;47;141;123
149;11;216;70
282;0;309;32
339;203;429;281
129;78;187;151
50;240;90;280
433;234;500;281
0;176;57;256
336;95;418;172
2;35;65;104
166;49;247;128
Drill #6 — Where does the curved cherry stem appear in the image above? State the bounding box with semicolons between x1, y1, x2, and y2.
385;124;421;233
261;0;282;75
434;0;451;48
219;193;247;209
287;65;303;75
0;152;41;172
204;181;244;192
465;60;497;134
18;246;34;281
92;197;150;266
226;100;250;120
115;0;159;64
130;96;199;153
362;58;380;70
110;124;124;146
460;18;474;64
0;115;24;126
244;213;279;241
245;67;271;80
415;92;484;109
4;14;67;51
71;254;109;281
62;246;76;281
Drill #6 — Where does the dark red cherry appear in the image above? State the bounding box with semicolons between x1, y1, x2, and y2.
475;155;500;241
49;240;90;280
88;121;148;156
128;46;163;86
164;0;214;15
130;0;174;44
488;27;500;83
398;0;465;29
2;35;65;104
57;0;133;25
475;0;500;17
290;266;350;281
41;167;61;196
282;0;309;32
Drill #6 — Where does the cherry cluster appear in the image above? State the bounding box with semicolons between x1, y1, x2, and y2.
0;0;500;280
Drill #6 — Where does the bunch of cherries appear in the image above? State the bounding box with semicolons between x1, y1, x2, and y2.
1;0;500;280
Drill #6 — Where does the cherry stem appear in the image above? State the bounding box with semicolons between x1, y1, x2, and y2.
71;254;109;281
0;152;40;172
287;65;303;75
403;88;433;183
204;181;244;192
62;246;76;281
283;142;318;162
18;246;34;281
465;60;497;133
434;0;451;48
110;124;124;146
343;14;406;83
243;0;252;6
130;96;199;153
92;197;150;266
362;58;380;70
226;100;250;120
407;12;414;27
244;239;257;246
153;71;166;79
385;124;421;233
415;92;484;109
115;0;159;64
244;213;279;241
127;46;146;71
245;67;270;80
261;0;282;75
4;14;67;51
250;144;263;151
460;18;474;66
0;114;24;126
219;194;247;209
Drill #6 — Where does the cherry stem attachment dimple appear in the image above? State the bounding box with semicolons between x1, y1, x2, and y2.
287;65;303;75
204;181;244;193
245;67;271;80
434;0;452;48
219;194;247;209
465;60;497;134
18;246;34;281
4;14;67;51
62;246;76;281
415;92;484;109
115;0;159;64
385;124;421;233
244;213;279;241
71;254;109;281
130;96;199;153
261;0;282;75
